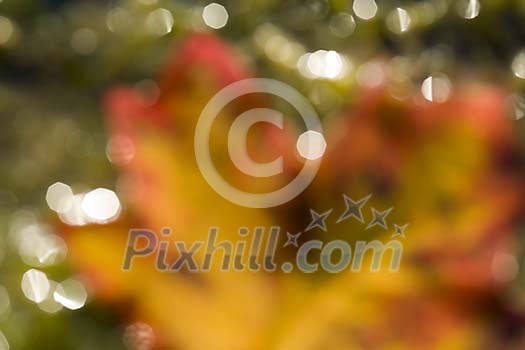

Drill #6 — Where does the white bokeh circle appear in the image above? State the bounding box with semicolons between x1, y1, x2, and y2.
296;130;326;160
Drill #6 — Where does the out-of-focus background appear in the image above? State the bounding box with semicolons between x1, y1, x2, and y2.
1;0;525;349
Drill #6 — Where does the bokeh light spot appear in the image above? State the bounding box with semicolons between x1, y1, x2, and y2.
296;131;326;160
53;279;88;310
146;8;174;36
457;0;480;20
81;188;121;223
512;51;525;79
21;269;50;304
387;8;411;34
329;13;356;38
421;74;452;103
492;252;519;283
202;3;228;29
46;182;74;213
353;0;378;20
123;322;156;350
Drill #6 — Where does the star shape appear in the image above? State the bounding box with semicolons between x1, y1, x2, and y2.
305;209;332;232
336;194;372;224
366;207;393;230
283;232;301;247
391;223;408;238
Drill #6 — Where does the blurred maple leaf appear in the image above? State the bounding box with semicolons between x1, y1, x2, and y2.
60;34;525;350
